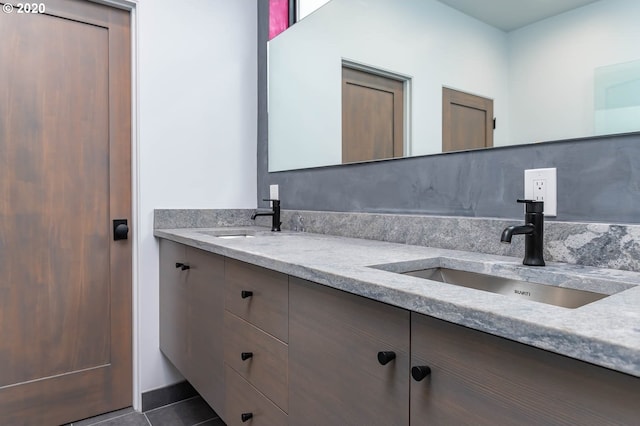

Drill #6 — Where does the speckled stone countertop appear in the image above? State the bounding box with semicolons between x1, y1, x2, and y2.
154;226;640;378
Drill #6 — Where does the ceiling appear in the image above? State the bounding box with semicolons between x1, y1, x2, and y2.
437;0;601;31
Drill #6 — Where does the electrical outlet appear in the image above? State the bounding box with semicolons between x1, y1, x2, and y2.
524;168;557;216
532;179;546;201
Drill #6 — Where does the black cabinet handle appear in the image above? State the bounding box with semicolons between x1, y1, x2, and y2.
175;263;190;271
241;290;253;299
377;351;396;365
241;352;253;361
241;412;253;422
411;365;432;381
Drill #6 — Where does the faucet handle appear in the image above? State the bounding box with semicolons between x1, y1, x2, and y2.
517;199;544;213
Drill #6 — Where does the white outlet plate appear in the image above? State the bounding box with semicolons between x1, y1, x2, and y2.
524;168;557;217
269;184;279;201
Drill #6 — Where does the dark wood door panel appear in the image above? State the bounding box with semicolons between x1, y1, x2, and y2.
342;67;404;163
442;87;493;152
343;83;395;160
0;10;110;388
0;1;131;423
449;103;487;150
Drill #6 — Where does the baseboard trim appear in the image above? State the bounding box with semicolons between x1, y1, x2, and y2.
141;381;198;412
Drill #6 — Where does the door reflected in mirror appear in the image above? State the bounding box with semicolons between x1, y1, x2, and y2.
342;66;406;163
268;0;640;172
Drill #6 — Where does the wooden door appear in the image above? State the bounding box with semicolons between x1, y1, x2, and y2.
442;87;493;152
0;1;132;424
342;67;404;163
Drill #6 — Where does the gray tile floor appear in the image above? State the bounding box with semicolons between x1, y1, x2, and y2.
67;396;225;426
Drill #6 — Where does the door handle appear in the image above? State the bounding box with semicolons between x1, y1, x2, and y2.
113;219;129;241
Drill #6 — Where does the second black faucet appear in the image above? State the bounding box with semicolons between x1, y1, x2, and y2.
251;199;281;232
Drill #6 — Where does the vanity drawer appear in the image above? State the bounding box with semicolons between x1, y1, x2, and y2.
225;366;288;426
224;311;288;412
225;259;288;342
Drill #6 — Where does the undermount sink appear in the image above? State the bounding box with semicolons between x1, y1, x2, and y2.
197;229;257;239
400;267;608;309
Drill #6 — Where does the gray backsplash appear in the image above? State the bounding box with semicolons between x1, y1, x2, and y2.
279;210;640;272
154;209;640;273
154;209;257;229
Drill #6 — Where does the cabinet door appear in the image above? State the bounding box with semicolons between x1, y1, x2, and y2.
289;277;410;426
186;247;225;417
159;240;188;373
410;312;640;425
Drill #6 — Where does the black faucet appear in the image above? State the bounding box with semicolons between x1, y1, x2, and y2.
251;199;281;232
500;199;545;266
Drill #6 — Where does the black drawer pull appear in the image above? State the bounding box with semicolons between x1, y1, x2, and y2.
241;352;253;361
411;365;432;381
241;290;253;299
175;262;190;271
241;412;253;422
377;351;396;365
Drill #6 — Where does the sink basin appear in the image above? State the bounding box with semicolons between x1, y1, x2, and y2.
197;229;257;239
401;267;608;309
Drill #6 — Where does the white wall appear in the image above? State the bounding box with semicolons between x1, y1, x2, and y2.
268;0;508;171
508;0;640;145
138;0;257;393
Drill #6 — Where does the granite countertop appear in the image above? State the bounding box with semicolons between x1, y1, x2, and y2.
154;226;640;378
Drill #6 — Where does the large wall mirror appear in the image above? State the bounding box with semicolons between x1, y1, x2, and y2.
268;0;640;171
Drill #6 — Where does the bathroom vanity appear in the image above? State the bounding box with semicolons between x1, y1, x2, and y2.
156;226;640;425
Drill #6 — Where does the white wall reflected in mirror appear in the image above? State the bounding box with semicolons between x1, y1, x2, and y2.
595;59;640;135
297;0;332;21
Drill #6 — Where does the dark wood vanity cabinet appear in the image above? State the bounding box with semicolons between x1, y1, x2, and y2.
159;239;639;425
159;239;225;417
